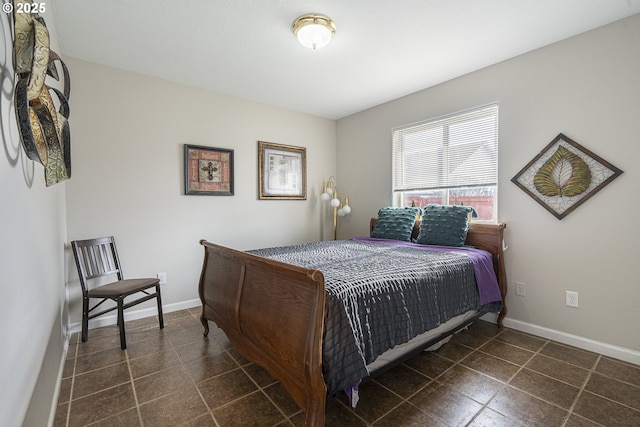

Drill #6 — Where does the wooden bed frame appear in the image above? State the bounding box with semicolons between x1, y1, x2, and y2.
198;220;507;426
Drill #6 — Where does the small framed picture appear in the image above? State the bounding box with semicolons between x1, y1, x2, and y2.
258;141;306;200
184;144;234;196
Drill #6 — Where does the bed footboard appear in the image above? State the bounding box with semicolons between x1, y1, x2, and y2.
198;240;327;426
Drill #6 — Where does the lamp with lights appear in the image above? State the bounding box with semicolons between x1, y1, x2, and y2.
292;13;336;50
320;176;351;240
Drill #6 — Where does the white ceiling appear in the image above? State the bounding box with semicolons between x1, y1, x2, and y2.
51;0;640;120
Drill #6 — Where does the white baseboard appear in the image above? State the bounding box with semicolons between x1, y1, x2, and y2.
481;313;640;366
48;334;70;427
68;299;201;334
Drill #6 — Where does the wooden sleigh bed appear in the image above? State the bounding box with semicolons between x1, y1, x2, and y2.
198;219;507;426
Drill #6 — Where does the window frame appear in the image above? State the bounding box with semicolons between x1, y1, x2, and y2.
391;103;499;222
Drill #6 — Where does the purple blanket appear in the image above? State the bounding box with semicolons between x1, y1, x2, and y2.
352;237;501;305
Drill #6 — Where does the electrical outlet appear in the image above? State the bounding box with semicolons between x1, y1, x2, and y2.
515;281;526;297
566;290;579;308
157;272;167;285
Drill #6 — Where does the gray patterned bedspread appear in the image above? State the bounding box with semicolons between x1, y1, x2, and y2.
248;239;502;395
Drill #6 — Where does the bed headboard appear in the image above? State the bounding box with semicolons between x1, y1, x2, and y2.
369;218;508;325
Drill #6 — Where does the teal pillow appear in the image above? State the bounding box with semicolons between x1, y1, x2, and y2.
416;204;472;247
371;207;420;241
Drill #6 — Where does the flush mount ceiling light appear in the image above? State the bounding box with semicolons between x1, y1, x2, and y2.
292;13;336;49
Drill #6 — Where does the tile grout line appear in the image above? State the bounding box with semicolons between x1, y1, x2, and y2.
575;354;640;414
441;326;520;425
204;312;306;424
484;331;633;426
234;363;297;425
194;330;226;427
376;326;496;426
491;334;583;426
64;337;79;427
373;327;509;426
367;376;428;425
464;328;528;426
206;323;304;426
171;311;221;426
564;354;603;427
515;337;574;427
365;337;464;425
461;327;593;425
124;346;145;427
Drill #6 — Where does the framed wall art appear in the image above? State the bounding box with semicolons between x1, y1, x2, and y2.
511;133;623;220
258;141;306;200
184;144;234;196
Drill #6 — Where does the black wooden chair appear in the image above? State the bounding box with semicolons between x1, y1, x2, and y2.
71;236;164;349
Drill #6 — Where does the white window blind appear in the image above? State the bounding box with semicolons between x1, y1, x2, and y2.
392;103;498;193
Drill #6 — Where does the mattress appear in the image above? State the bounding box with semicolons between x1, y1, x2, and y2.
248;238;502;395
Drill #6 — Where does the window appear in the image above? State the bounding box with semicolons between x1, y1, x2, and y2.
392;103;498;221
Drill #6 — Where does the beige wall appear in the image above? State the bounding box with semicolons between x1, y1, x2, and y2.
337;14;640;359
63;58;337;327
0;7;68;427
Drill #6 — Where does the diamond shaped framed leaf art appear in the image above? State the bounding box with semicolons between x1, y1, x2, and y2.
511;133;623;220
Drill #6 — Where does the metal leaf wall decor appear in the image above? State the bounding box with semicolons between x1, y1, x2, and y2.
511;133;623;220
12;1;71;186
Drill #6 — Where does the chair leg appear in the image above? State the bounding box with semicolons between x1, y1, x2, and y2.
117;298;127;350
156;285;164;329
81;297;89;342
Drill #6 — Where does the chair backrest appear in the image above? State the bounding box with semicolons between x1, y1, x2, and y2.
71;236;124;295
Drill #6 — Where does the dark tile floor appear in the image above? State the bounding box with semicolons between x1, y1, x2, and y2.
54;308;640;426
